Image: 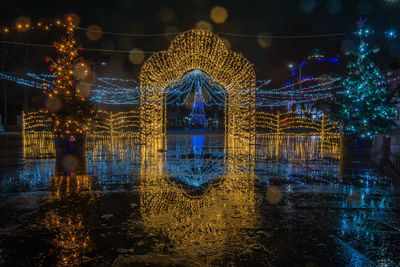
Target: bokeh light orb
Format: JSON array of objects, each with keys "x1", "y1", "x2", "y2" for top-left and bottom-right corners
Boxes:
[
  {"x1": 158, "y1": 7, "x2": 174, "y2": 23},
  {"x1": 326, "y1": 0, "x2": 342, "y2": 14},
  {"x1": 86, "y1": 24, "x2": 103, "y2": 41},
  {"x1": 358, "y1": 0, "x2": 373, "y2": 15},
  {"x1": 73, "y1": 62, "x2": 90, "y2": 80},
  {"x1": 129, "y1": 49, "x2": 145, "y2": 65},
  {"x1": 76, "y1": 82, "x2": 92, "y2": 98},
  {"x1": 257, "y1": 32, "x2": 273, "y2": 49},
  {"x1": 299, "y1": 0, "x2": 316, "y2": 13},
  {"x1": 46, "y1": 96, "x2": 62, "y2": 112},
  {"x1": 390, "y1": 42, "x2": 400, "y2": 58},
  {"x1": 266, "y1": 186, "x2": 282, "y2": 204},
  {"x1": 15, "y1": 16, "x2": 31, "y2": 31},
  {"x1": 210, "y1": 6, "x2": 228, "y2": 24},
  {"x1": 195, "y1": 20, "x2": 213, "y2": 32},
  {"x1": 164, "y1": 25, "x2": 179, "y2": 41}
]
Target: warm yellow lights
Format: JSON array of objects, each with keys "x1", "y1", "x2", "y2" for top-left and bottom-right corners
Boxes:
[
  {"x1": 139, "y1": 29, "x2": 256, "y2": 143},
  {"x1": 23, "y1": 110, "x2": 140, "y2": 137},
  {"x1": 256, "y1": 111, "x2": 340, "y2": 138}
]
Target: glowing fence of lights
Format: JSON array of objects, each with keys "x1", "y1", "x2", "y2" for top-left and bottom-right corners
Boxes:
[
  {"x1": 256, "y1": 111, "x2": 340, "y2": 138},
  {"x1": 22, "y1": 110, "x2": 140, "y2": 137}
]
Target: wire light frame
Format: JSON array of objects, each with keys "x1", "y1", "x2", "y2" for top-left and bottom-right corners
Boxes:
[{"x1": 139, "y1": 29, "x2": 256, "y2": 143}]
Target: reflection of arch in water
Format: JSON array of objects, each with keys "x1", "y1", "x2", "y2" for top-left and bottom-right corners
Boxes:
[
  {"x1": 140, "y1": 29, "x2": 256, "y2": 142},
  {"x1": 138, "y1": 136, "x2": 258, "y2": 262}
]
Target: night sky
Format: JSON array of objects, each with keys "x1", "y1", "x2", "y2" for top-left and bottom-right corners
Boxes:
[{"x1": 0, "y1": 0, "x2": 399, "y2": 81}]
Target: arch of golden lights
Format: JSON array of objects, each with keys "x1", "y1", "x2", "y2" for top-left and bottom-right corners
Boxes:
[{"x1": 139, "y1": 29, "x2": 256, "y2": 143}]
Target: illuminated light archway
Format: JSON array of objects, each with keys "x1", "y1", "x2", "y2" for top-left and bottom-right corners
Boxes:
[{"x1": 139, "y1": 29, "x2": 256, "y2": 142}]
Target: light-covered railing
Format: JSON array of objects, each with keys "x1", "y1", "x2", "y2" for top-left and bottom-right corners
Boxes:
[
  {"x1": 256, "y1": 111, "x2": 340, "y2": 138},
  {"x1": 22, "y1": 110, "x2": 140, "y2": 137}
]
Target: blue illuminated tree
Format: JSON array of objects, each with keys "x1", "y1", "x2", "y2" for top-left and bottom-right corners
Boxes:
[
  {"x1": 334, "y1": 20, "x2": 395, "y2": 138},
  {"x1": 189, "y1": 82, "x2": 207, "y2": 129}
]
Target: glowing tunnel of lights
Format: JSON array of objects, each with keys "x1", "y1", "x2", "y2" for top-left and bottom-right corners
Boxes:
[{"x1": 139, "y1": 29, "x2": 256, "y2": 142}]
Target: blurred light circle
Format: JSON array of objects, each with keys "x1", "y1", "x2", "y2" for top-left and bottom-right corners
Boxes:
[
  {"x1": 164, "y1": 25, "x2": 179, "y2": 41},
  {"x1": 76, "y1": 82, "x2": 92, "y2": 98},
  {"x1": 15, "y1": 16, "x2": 31, "y2": 30},
  {"x1": 257, "y1": 32, "x2": 273, "y2": 49},
  {"x1": 325, "y1": 0, "x2": 342, "y2": 14},
  {"x1": 129, "y1": 49, "x2": 145, "y2": 65},
  {"x1": 46, "y1": 96, "x2": 62, "y2": 112},
  {"x1": 195, "y1": 20, "x2": 213, "y2": 32},
  {"x1": 299, "y1": 0, "x2": 316, "y2": 13},
  {"x1": 210, "y1": 6, "x2": 228, "y2": 24},
  {"x1": 86, "y1": 24, "x2": 103, "y2": 41},
  {"x1": 390, "y1": 42, "x2": 400, "y2": 58},
  {"x1": 266, "y1": 186, "x2": 282, "y2": 204},
  {"x1": 66, "y1": 13, "x2": 81, "y2": 26},
  {"x1": 61, "y1": 155, "x2": 79, "y2": 172},
  {"x1": 194, "y1": 0, "x2": 208, "y2": 7},
  {"x1": 358, "y1": 0, "x2": 373, "y2": 15},
  {"x1": 341, "y1": 39, "x2": 356, "y2": 53},
  {"x1": 158, "y1": 7, "x2": 174, "y2": 23},
  {"x1": 73, "y1": 63, "x2": 90, "y2": 80}
]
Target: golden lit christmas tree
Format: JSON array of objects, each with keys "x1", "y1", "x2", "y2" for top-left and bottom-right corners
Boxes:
[{"x1": 42, "y1": 15, "x2": 95, "y2": 138}]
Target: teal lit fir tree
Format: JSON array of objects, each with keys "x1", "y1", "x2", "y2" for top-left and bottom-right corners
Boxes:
[
  {"x1": 189, "y1": 81, "x2": 207, "y2": 129},
  {"x1": 334, "y1": 19, "x2": 395, "y2": 138}
]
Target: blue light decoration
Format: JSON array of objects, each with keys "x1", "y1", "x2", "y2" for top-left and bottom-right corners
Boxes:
[
  {"x1": 333, "y1": 20, "x2": 396, "y2": 138},
  {"x1": 188, "y1": 80, "x2": 208, "y2": 129},
  {"x1": 2, "y1": 70, "x2": 400, "y2": 109}
]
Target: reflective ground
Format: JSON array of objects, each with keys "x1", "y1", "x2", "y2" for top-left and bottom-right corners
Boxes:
[{"x1": 0, "y1": 134, "x2": 399, "y2": 266}]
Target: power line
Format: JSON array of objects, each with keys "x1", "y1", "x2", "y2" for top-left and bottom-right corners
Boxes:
[{"x1": 76, "y1": 26, "x2": 348, "y2": 39}]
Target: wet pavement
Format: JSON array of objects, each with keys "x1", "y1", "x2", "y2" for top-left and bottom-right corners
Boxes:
[{"x1": 0, "y1": 134, "x2": 399, "y2": 266}]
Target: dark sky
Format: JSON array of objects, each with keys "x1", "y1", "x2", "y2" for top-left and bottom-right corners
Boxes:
[{"x1": 0, "y1": 0, "x2": 400, "y2": 80}]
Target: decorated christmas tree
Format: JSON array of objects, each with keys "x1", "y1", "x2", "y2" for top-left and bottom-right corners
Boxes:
[
  {"x1": 334, "y1": 19, "x2": 395, "y2": 138},
  {"x1": 42, "y1": 15, "x2": 96, "y2": 137},
  {"x1": 189, "y1": 81, "x2": 207, "y2": 129}
]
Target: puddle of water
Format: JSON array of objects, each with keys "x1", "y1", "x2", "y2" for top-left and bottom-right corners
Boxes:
[{"x1": 0, "y1": 134, "x2": 399, "y2": 266}]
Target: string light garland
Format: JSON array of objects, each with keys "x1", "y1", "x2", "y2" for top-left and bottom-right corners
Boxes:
[
  {"x1": 333, "y1": 20, "x2": 396, "y2": 138},
  {"x1": 139, "y1": 29, "x2": 256, "y2": 142},
  {"x1": 41, "y1": 15, "x2": 97, "y2": 136}
]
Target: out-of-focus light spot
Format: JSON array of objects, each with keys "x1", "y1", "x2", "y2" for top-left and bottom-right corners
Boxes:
[
  {"x1": 86, "y1": 24, "x2": 103, "y2": 41},
  {"x1": 347, "y1": 190, "x2": 361, "y2": 206},
  {"x1": 266, "y1": 186, "x2": 282, "y2": 204},
  {"x1": 129, "y1": 49, "x2": 145, "y2": 65},
  {"x1": 326, "y1": 0, "x2": 342, "y2": 14},
  {"x1": 164, "y1": 25, "x2": 179, "y2": 41},
  {"x1": 66, "y1": 13, "x2": 81, "y2": 26},
  {"x1": 221, "y1": 37, "x2": 231, "y2": 50},
  {"x1": 194, "y1": 0, "x2": 208, "y2": 7},
  {"x1": 390, "y1": 42, "x2": 400, "y2": 58},
  {"x1": 341, "y1": 39, "x2": 356, "y2": 53},
  {"x1": 158, "y1": 7, "x2": 174, "y2": 23},
  {"x1": 61, "y1": 155, "x2": 79, "y2": 172},
  {"x1": 46, "y1": 96, "x2": 62, "y2": 112},
  {"x1": 257, "y1": 32, "x2": 273, "y2": 49},
  {"x1": 299, "y1": 0, "x2": 316, "y2": 13},
  {"x1": 210, "y1": 6, "x2": 228, "y2": 24},
  {"x1": 15, "y1": 16, "x2": 31, "y2": 31},
  {"x1": 358, "y1": 0, "x2": 373, "y2": 15},
  {"x1": 195, "y1": 20, "x2": 213, "y2": 32},
  {"x1": 73, "y1": 63, "x2": 90, "y2": 80},
  {"x1": 76, "y1": 82, "x2": 92, "y2": 98}
]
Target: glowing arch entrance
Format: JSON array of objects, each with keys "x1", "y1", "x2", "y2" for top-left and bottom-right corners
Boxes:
[{"x1": 139, "y1": 29, "x2": 256, "y2": 142}]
